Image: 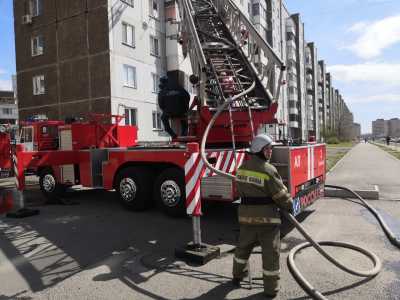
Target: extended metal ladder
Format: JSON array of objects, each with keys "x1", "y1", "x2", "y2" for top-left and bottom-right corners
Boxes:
[{"x1": 178, "y1": 0, "x2": 285, "y2": 152}]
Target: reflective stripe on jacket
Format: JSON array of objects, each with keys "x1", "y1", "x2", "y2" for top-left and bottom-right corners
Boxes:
[{"x1": 236, "y1": 154, "x2": 293, "y2": 224}]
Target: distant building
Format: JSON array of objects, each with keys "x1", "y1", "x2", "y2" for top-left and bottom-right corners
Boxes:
[
  {"x1": 388, "y1": 118, "x2": 400, "y2": 137},
  {"x1": 0, "y1": 90, "x2": 18, "y2": 124},
  {"x1": 352, "y1": 123, "x2": 361, "y2": 139},
  {"x1": 372, "y1": 119, "x2": 389, "y2": 138}
]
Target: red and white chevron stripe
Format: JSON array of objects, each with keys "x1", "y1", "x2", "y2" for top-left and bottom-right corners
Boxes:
[{"x1": 184, "y1": 150, "x2": 246, "y2": 216}]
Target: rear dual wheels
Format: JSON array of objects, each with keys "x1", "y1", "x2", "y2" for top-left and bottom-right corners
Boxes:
[
  {"x1": 115, "y1": 166, "x2": 186, "y2": 217},
  {"x1": 153, "y1": 168, "x2": 186, "y2": 218},
  {"x1": 115, "y1": 167, "x2": 152, "y2": 211}
]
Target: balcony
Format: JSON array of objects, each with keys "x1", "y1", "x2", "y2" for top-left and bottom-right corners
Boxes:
[
  {"x1": 288, "y1": 93, "x2": 297, "y2": 101},
  {"x1": 306, "y1": 81, "x2": 313, "y2": 91},
  {"x1": 286, "y1": 39, "x2": 296, "y2": 50},
  {"x1": 289, "y1": 121, "x2": 299, "y2": 128},
  {"x1": 288, "y1": 66, "x2": 297, "y2": 76},
  {"x1": 286, "y1": 23, "x2": 296, "y2": 36},
  {"x1": 287, "y1": 48, "x2": 297, "y2": 62},
  {"x1": 288, "y1": 78, "x2": 297, "y2": 88},
  {"x1": 289, "y1": 107, "x2": 299, "y2": 115}
]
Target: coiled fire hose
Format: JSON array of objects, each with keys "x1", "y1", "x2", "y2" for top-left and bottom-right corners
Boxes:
[{"x1": 199, "y1": 86, "x2": 399, "y2": 299}]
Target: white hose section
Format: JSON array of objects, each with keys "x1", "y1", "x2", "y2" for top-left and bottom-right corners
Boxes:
[{"x1": 200, "y1": 81, "x2": 256, "y2": 180}]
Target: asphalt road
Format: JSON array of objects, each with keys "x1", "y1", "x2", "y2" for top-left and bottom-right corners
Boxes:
[{"x1": 0, "y1": 143, "x2": 399, "y2": 299}]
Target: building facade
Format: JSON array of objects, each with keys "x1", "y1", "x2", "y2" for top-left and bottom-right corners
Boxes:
[{"x1": 0, "y1": 91, "x2": 18, "y2": 124}]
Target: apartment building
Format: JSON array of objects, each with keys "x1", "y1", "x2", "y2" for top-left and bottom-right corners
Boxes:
[
  {"x1": 388, "y1": 118, "x2": 400, "y2": 137},
  {"x1": 318, "y1": 60, "x2": 327, "y2": 136},
  {"x1": 305, "y1": 42, "x2": 319, "y2": 140},
  {"x1": 0, "y1": 91, "x2": 18, "y2": 124},
  {"x1": 14, "y1": 0, "x2": 189, "y2": 141},
  {"x1": 372, "y1": 118, "x2": 400, "y2": 138}
]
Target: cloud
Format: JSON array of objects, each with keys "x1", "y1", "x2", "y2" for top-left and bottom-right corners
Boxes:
[
  {"x1": 346, "y1": 15, "x2": 400, "y2": 59},
  {"x1": 0, "y1": 69, "x2": 6, "y2": 76},
  {"x1": 347, "y1": 21, "x2": 368, "y2": 33},
  {"x1": 0, "y1": 79, "x2": 12, "y2": 90},
  {"x1": 346, "y1": 94, "x2": 400, "y2": 104},
  {"x1": 328, "y1": 62, "x2": 400, "y2": 84}
]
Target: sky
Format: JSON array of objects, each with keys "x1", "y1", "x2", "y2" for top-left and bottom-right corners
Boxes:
[
  {"x1": 0, "y1": 1, "x2": 399, "y2": 133},
  {"x1": 285, "y1": 0, "x2": 400, "y2": 133}
]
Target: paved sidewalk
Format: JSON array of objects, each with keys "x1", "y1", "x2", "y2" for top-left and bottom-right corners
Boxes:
[{"x1": 327, "y1": 142, "x2": 400, "y2": 200}]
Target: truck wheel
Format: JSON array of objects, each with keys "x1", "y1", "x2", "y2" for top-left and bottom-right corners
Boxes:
[
  {"x1": 115, "y1": 167, "x2": 151, "y2": 211},
  {"x1": 39, "y1": 169, "x2": 66, "y2": 203},
  {"x1": 154, "y1": 168, "x2": 186, "y2": 217}
]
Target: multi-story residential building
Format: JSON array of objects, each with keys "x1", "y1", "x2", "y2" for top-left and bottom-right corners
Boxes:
[
  {"x1": 317, "y1": 60, "x2": 326, "y2": 137},
  {"x1": 305, "y1": 42, "x2": 319, "y2": 140},
  {"x1": 288, "y1": 13, "x2": 307, "y2": 143},
  {"x1": 0, "y1": 90, "x2": 18, "y2": 124},
  {"x1": 14, "y1": 0, "x2": 189, "y2": 141},
  {"x1": 353, "y1": 123, "x2": 361, "y2": 139},
  {"x1": 339, "y1": 103, "x2": 354, "y2": 141},
  {"x1": 325, "y1": 72, "x2": 332, "y2": 132},
  {"x1": 372, "y1": 119, "x2": 388, "y2": 138},
  {"x1": 372, "y1": 118, "x2": 400, "y2": 138},
  {"x1": 388, "y1": 118, "x2": 400, "y2": 137}
]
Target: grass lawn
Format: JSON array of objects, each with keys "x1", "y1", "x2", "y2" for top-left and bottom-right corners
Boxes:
[
  {"x1": 325, "y1": 141, "x2": 354, "y2": 148},
  {"x1": 326, "y1": 143, "x2": 354, "y2": 171},
  {"x1": 373, "y1": 143, "x2": 400, "y2": 160}
]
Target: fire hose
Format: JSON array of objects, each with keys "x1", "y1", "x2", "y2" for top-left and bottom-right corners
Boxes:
[{"x1": 199, "y1": 86, "x2": 400, "y2": 299}]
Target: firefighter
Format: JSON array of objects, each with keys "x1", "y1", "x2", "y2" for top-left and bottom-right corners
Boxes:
[
  {"x1": 158, "y1": 75, "x2": 190, "y2": 138},
  {"x1": 232, "y1": 134, "x2": 293, "y2": 298}
]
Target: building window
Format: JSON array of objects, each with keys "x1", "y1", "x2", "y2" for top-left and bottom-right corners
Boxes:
[
  {"x1": 124, "y1": 108, "x2": 137, "y2": 126},
  {"x1": 123, "y1": 65, "x2": 137, "y2": 88},
  {"x1": 30, "y1": 0, "x2": 43, "y2": 17},
  {"x1": 31, "y1": 35, "x2": 44, "y2": 56},
  {"x1": 122, "y1": 23, "x2": 135, "y2": 47},
  {"x1": 149, "y1": 0, "x2": 159, "y2": 19},
  {"x1": 32, "y1": 75, "x2": 45, "y2": 95},
  {"x1": 151, "y1": 73, "x2": 160, "y2": 93},
  {"x1": 2, "y1": 108, "x2": 12, "y2": 115},
  {"x1": 150, "y1": 36, "x2": 159, "y2": 56},
  {"x1": 152, "y1": 111, "x2": 163, "y2": 130},
  {"x1": 121, "y1": 0, "x2": 134, "y2": 7},
  {"x1": 252, "y1": 4, "x2": 260, "y2": 16}
]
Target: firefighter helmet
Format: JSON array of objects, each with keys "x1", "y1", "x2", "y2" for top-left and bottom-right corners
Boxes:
[{"x1": 250, "y1": 134, "x2": 273, "y2": 154}]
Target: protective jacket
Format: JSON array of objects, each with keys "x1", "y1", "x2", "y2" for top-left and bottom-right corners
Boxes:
[
  {"x1": 236, "y1": 154, "x2": 292, "y2": 224},
  {"x1": 158, "y1": 84, "x2": 190, "y2": 117}
]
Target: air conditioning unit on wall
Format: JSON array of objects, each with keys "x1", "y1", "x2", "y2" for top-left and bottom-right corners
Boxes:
[{"x1": 22, "y1": 14, "x2": 32, "y2": 24}]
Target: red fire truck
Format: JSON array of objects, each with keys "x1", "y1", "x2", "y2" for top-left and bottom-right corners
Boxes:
[{"x1": 0, "y1": 0, "x2": 325, "y2": 222}]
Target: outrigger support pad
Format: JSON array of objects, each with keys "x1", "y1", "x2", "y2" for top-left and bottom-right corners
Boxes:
[
  {"x1": 175, "y1": 242, "x2": 220, "y2": 265},
  {"x1": 7, "y1": 208, "x2": 40, "y2": 218},
  {"x1": 175, "y1": 216, "x2": 220, "y2": 265},
  {"x1": 6, "y1": 190, "x2": 40, "y2": 219}
]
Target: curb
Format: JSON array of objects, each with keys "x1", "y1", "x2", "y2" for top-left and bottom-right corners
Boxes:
[{"x1": 325, "y1": 185, "x2": 379, "y2": 200}]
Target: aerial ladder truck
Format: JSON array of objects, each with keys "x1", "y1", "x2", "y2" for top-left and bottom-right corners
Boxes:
[{"x1": 0, "y1": 0, "x2": 325, "y2": 261}]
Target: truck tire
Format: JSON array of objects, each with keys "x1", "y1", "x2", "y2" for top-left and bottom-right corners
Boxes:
[
  {"x1": 39, "y1": 168, "x2": 66, "y2": 203},
  {"x1": 153, "y1": 168, "x2": 186, "y2": 218},
  {"x1": 115, "y1": 166, "x2": 151, "y2": 211}
]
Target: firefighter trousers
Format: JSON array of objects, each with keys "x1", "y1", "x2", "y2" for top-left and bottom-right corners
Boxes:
[{"x1": 233, "y1": 224, "x2": 281, "y2": 295}]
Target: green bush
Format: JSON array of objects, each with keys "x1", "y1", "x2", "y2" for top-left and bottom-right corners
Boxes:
[{"x1": 327, "y1": 137, "x2": 340, "y2": 144}]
